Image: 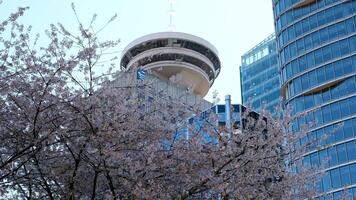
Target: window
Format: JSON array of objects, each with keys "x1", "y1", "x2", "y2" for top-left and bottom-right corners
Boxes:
[
  {"x1": 288, "y1": 26, "x2": 296, "y2": 40},
  {"x1": 315, "y1": 181, "x2": 323, "y2": 193},
  {"x1": 290, "y1": 42, "x2": 297, "y2": 58},
  {"x1": 282, "y1": 30, "x2": 288, "y2": 44},
  {"x1": 322, "y1": 105, "x2": 332, "y2": 123},
  {"x1": 314, "y1": 108, "x2": 323, "y2": 125},
  {"x1": 294, "y1": 77, "x2": 302, "y2": 94},
  {"x1": 281, "y1": 13, "x2": 287, "y2": 27},
  {"x1": 340, "y1": 166, "x2": 351, "y2": 186},
  {"x1": 350, "y1": 35, "x2": 356, "y2": 52},
  {"x1": 344, "y1": 1, "x2": 354, "y2": 15},
  {"x1": 331, "y1": 103, "x2": 341, "y2": 121},
  {"x1": 301, "y1": 74, "x2": 310, "y2": 90},
  {"x1": 328, "y1": 23, "x2": 338, "y2": 40},
  {"x1": 330, "y1": 84, "x2": 339, "y2": 100},
  {"x1": 319, "y1": 149, "x2": 328, "y2": 166},
  {"x1": 353, "y1": 188, "x2": 356, "y2": 199},
  {"x1": 342, "y1": 57, "x2": 352, "y2": 74},
  {"x1": 333, "y1": 124, "x2": 343, "y2": 144},
  {"x1": 308, "y1": 70, "x2": 317, "y2": 87},
  {"x1": 304, "y1": 94, "x2": 314, "y2": 109},
  {"x1": 345, "y1": 18, "x2": 355, "y2": 34},
  {"x1": 349, "y1": 96, "x2": 356, "y2": 115},
  {"x1": 339, "y1": 99, "x2": 350, "y2": 117},
  {"x1": 280, "y1": 49, "x2": 288, "y2": 63},
  {"x1": 351, "y1": 164, "x2": 356, "y2": 184},
  {"x1": 309, "y1": 14, "x2": 318, "y2": 30},
  {"x1": 298, "y1": 115, "x2": 306, "y2": 128},
  {"x1": 296, "y1": 39, "x2": 304, "y2": 54},
  {"x1": 322, "y1": 172, "x2": 332, "y2": 191},
  {"x1": 279, "y1": 33, "x2": 283, "y2": 48},
  {"x1": 343, "y1": 120, "x2": 353, "y2": 139},
  {"x1": 319, "y1": 28, "x2": 329, "y2": 43},
  {"x1": 302, "y1": 35, "x2": 312, "y2": 54},
  {"x1": 325, "y1": 126, "x2": 334, "y2": 145},
  {"x1": 339, "y1": 39, "x2": 350, "y2": 55},
  {"x1": 299, "y1": 56, "x2": 307, "y2": 72},
  {"x1": 302, "y1": 20, "x2": 310, "y2": 33},
  {"x1": 295, "y1": 22, "x2": 303, "y2": 36},
  {"x1": 328, "y1": 147, "x2": 338, "y2": 166},
  {"x1": 317, "y1": 0, "x2": 325, "y2": 9},
  {"x1": 313, "y1": 32, "x2": 323, "y2": 50},
  {"x1": 316, "y1": 67, "x2": 326, "y2": 83},
  {"x1": 291, "y1": 60, "x2": 298, "y2": 74},
  {"x1": 322, "y1": 45, "x2": 332, "y2": 61},
  {"x1": 314, "y1": 48, "x2": 323, "y2": 65},
  {"x1": 347, "y1": 141, "x2": 356, "y2": 161},
  {"x1": 217, "y1": 105, "x2": 225, "y2": 113},
  {"x1": 324, "y1": 7, "x2": 334, "y2": 23},
  {"x1": 310, "y1": 1, "x2": 317, "y2": 12},
  {"x1": 333, "y1": 191, "x2": 342, "y2": 200},
  {"x1": 324, "y1": 64, "x2": 334, "y2": 81},
  {"x1": 336, "y1": 144, "x2": 347, "y2": 163},
  {"x1": 303, "y1": 155, "x2": 311, "y2": 166},
  {"x1": 296, "y1": 96, "x2": 304, "y2": 111},
  {"x1": 333, "y1": 60, "x2": 343, "y2": 77},
  {"x1": 310, "y1": 152, "x2": 319, "y2": 166},
  {"x1": 330, "y1": 42, "x2": 340, "y2": 58},
  {"x1": 322, "y1": 88, "x2": 331, "y2": 102},
  {"x1": 337, "y1": 21, "x2": 347, "y2": 38},
  {"x1": 344, "y1": 77, "x2": 355, "y2": 95},
  {"x1": 317, "y1": 10, "x2": 326, "y2": 26},
  {"x1": 289, "y1": 82, "x2": 295, "y2": 97},
  {"x1": 270, "y1": 55, "x2": 277, "y2": 65},
  {"x1": 333, "y1": 4, "x2": 344, "y2": 19},
  {"x1": 330, "y1": 168, "x2": 341, "y2": 188},
  {"x1": 353, "y1": 118, "x2": 356, "y2": 136}
]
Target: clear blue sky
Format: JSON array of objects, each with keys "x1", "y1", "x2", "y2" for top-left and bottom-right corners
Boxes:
[{"x1": 0, "y1": 0, "x2": 275, "y2": 104}]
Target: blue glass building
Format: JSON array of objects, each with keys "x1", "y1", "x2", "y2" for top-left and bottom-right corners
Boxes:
[
  {"x1": 272, "y1": 0, "x2": 356, "y2": 198},
  {"x1": 240, "y1": 34, "x2": 280, "y2": 114},
  {"x1": 187, "y1": 95, "x2": 260, "y2": 144},
  {"x1": 188, "y1": 95, "x2": 242, "y2": 141}
]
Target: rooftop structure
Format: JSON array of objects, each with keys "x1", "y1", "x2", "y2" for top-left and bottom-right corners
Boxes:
[
  {"x1": 120, "y1": 32, "x2": 221, "y2": 97},
  {"x1": 241, "y1": 34, "x2": 276, "y2": 66}
]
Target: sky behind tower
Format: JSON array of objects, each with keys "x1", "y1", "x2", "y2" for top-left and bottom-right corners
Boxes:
[{"x1": 0, "y1": 0, "x2": 275, "y2": 104}]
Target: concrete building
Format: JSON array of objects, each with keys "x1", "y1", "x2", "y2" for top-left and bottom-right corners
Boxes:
[
  {"x1": 240, "y1": 34, "x2": 280, "y2": 114},
  {"x1": 117, "y1": 31, "x2": 223, "y2": 140},
  {"x1": 272, "y1": 0, "x2": 356, "y2": 198},
  {"x1": 117, "y1": 31, "x2": 223, "y2": 115},
  {"x1": 120, "y1": 32, "x2": 221, "y2": 97}
]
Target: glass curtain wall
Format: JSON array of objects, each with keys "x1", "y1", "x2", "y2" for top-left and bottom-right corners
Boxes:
[
  {"x1": 272, "y1": 0, "x2": 356, "y2": 198},
  {"x1": 240, "y1": 34, "x2": 280, "y2": 114}
]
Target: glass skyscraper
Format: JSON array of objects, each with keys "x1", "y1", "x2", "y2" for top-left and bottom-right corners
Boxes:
[
  {"x1": 188, "y1": 95, "x2": 243, "y2": 141},
  {"x1": 272, "y1": 0, "x2": 356, "y2": 198},
  {"x1": 240, "y1": 34, "x2": 280, "y2": 114}
]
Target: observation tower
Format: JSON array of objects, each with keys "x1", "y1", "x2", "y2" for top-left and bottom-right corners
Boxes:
[{"x1": 120, "y1": 32, "x2": 221, "y2": 97}]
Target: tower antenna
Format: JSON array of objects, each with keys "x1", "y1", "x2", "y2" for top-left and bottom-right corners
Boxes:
[{"x1": 167, "y1": 0, "x2": 176, "y2": 31}]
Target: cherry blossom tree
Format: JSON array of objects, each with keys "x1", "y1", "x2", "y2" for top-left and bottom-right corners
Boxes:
[{"x1": 0, "y1": 3, "x2": 319, "y2": 200}]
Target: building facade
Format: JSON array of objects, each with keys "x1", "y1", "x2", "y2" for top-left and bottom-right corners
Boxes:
[
  {"x1": 240, "y1": 34, "x2": 280, "y2": 114},
  {"x1": 272, "y1": 0, "x2": 356, "y2": 198},
  {"x1": 120, "y1": 31, "x2": 222, "y2": 146},
  {"x1": 112, "y1": 71, "x2": 212, "y2": 111},
  {"x1": 187, "y1": 95, "x2": 260, "y2": 143}
]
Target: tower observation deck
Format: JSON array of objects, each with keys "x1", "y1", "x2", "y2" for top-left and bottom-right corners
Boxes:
[{"x1": 120, "y1": 32, "x2": 221, "y2": 97}]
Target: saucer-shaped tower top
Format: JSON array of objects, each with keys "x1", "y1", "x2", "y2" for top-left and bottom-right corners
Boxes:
[{"x1": 120, "y1": 32, "x2": 221, "y2": 97}]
